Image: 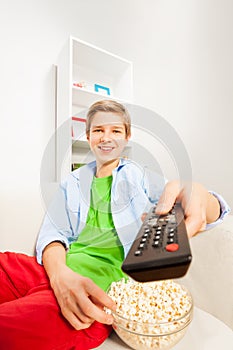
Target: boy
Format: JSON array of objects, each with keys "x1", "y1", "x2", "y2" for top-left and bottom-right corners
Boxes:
[{"x1": 0, "y1": 100, "x2": 229, "y2": 349}]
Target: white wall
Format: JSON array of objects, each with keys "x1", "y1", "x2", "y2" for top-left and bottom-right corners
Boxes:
[{"x1": 0, "y1": 0, "x2": 232, "y2": 254}]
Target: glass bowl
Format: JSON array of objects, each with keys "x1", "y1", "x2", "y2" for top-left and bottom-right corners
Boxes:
[{"x1": 107, "y1": 279, "x2": 193, "y2": 350}]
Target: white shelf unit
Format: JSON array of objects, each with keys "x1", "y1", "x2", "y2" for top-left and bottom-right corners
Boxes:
[{"x1": 56, "y1": 36, "x2": 133, "y2": 180}]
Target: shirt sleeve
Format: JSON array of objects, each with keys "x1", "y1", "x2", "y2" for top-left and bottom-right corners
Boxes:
[
  {"x1": 36, "y1": 183, "x2": 74, "y2": 265},
  {"x1": 205, "y1": 191, "x2": 231, "y2": 230}
]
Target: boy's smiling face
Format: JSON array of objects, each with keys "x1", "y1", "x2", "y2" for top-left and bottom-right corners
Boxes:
[{"x1": 87, "y1": 111, "x2": 130, "y2": 167}]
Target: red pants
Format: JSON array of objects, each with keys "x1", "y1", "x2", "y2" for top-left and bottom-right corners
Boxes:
[{"x1": 0, "y1": 252, "x2": 111, "y2": 350}]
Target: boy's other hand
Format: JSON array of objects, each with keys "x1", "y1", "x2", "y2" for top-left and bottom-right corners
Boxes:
[{"x1": 50, "y1": 264, "x2": 116, "y2": 330}]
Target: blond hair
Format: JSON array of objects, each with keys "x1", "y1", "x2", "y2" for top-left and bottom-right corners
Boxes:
[{"x1": 86, "y1": 100, "x2": 131, "y2": 137}]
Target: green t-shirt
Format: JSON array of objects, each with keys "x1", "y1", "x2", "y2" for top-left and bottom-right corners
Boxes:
[{"x1": 66, "y1": 175, "x2": 127, "y2": 291}]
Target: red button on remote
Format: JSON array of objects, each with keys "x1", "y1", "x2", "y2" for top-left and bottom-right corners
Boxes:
[{"x1": 166, "y1": 243, "x2": 179, "y2": 252}]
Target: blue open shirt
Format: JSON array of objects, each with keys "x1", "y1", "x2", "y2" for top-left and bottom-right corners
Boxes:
[{"x1": 36, "y1": 158, "x2": 230, "y2": 264}]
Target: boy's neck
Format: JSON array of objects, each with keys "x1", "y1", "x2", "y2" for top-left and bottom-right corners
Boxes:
[{"x1": 95, "y1": 158, "x2": 119, "y2": 178}]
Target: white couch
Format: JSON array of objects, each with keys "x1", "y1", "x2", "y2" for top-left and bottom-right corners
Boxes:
[{"x1": 179, "y1": 214, "x2": 233, "y2": 330}]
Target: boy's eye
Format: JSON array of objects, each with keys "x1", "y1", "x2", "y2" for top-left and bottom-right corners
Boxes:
[
  {"x1": 113, "y1": 129, "x2": 123, "y2": 133},
  {"x1": 93, "y1": 129, "x2": 103, "y2": 133}
]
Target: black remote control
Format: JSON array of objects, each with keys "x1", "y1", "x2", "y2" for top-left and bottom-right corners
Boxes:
[{"x1": 122, "y1": 203, "x2": 192, "y2": 282}]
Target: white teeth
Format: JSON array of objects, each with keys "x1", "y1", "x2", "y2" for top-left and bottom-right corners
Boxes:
[{"x1": 100, "y1": 146, "x2": 113, "y2": 151}]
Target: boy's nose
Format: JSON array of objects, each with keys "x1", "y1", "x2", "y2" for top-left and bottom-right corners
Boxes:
[{"x1": 100, "y1": 131, "x2": 111, "y2": 141}]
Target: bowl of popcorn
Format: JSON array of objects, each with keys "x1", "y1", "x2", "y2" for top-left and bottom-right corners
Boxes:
[{"x1": 107, "y1": 278, "x2": 193, "y2": 350}]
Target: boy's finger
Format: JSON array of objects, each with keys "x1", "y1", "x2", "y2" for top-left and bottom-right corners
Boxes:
[
  {"x1": 141, "y1": 212, "x2": 148, "y2": 222},
  {"x1": 156, "y1": 181, "x2": 180, "y2": 214},
  {"x1": 185, "y1": 212, "x2": 207, "y2": 238},
  {"x1": 85, "y1": 280, "x2": 116, "y2": 311},
  {"x1": 79, "y1": 295, "x2": 114, "y2": 325}
]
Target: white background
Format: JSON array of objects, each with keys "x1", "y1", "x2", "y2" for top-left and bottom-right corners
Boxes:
[{"x1": 0, "y1": 0, "x2": 232, "y2": 254}]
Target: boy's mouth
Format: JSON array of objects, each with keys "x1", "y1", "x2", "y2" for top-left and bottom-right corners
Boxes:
[{"x1": 98, "y1": 145, "x2": 115, "y2": 152}]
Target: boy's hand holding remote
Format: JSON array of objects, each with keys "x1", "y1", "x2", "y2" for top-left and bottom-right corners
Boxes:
[{"x1": 155, "y1": 180, "x2": 221, "y2": 237}]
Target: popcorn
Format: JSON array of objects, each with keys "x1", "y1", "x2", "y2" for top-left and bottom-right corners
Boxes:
[{"x1": 107, "y1": 278, "x2": 193, "y2": 350}]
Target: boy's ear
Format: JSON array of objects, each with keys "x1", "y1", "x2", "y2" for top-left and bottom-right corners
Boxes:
[{"x1": 126, "y1": 133, "x2": 131, "y2": 141}]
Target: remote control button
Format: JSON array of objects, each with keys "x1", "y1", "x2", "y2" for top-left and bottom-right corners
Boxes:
[
  {"x1": 148, "y1": 218, "x2": 158, "y2": 226},
  {"x1": 141, "y1": 237, "x2": 147, "y2": 243},
  {"x1": 166, "y1": 243, "x2": 179, "y2": 252},
  {"x1": 152, "y1": 241, "x2": 160, "y2": 247},
  {"x1": 134, "y1": 250, "x2": 142, "y2": 256},
  {"x1": 170, "y1": 217, "x2": 177, "y2": 224},
  {"x1": 139, "y1": 243, "x2": 146, "y2": 249}
]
